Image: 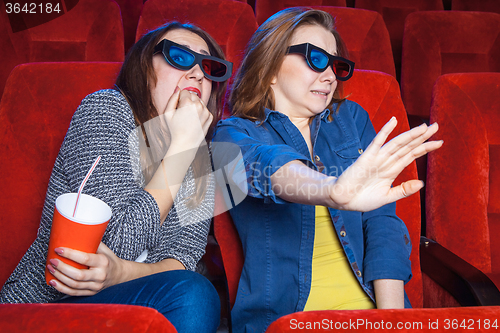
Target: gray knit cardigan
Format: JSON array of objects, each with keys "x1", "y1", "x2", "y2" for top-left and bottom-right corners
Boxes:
[{"x1": 0, "y1": 89, "x2": 214, "y2": 303}]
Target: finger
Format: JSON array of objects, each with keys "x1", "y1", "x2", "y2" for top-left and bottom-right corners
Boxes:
[
  {"x1": 419, "y1": 122, "x2": 439, "y2": 143},
  {"x1": 198, "y1": 96, "x2": 207, "y2": 108},
  {"x1": 202, "y1": 113, "x2": 214, "y2": 134},
  {"x1": 366, "y1": 117, "x2": 398, "y2": 151},
  {"x1": 54, "y1": 247, "x2": 105, "y2": 268},
  {"x1": 177, "y1": 92, "x2": 209, "y2": 122},
  {"x1": 198, "y1": 100, "x2": 212, "y2": 121},
  {"x1": 48, "y1": 256, "x2": 107, "y2": 291},
  {"x1": 381, "y1": 123, "x2": 428, "y2": 156},
  {"x1": 389, "y1": 180, "x2": 425, "y2": 202},
  {"x1": 177, "y1": 89, "x2": 200, "y2": 109},
  {"x1": 47, "y1": 261, "x2": 103, "y2": 291},
  {"x1": 185, "y1": 89, "x2": 202, "y2": 100},
  {"x1": 48, "y1": 258, "x2": 93, "y2": 283},
  {"x1": 384, "y1": 122, "x2": 439, "y2": 157},
  {"x1": 47, "y1": 278, "x2": 98, "y2": 297},
  {"x1": 379, "y1": 124, "x2": 439, "y2": 169},
  {"x1": 406, "y1": 140, "x2": 444, "y2": 162},
  {"x1": 390, "y1": 140, "x2": 444, "y2": 173},
  {"x1": 162, "y1": 86, "x2": 182, "y2": 114}
]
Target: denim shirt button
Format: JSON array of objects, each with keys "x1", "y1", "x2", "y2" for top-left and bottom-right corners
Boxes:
[
  {"x1": 358, "y1": 148, "x2": 363, "y2": 154},
  {"x1": 314, "y1": 155, "x2": 320, "y2": 162},
  {"x1": 340, "y1": 230, "x2": 347, "y2": 237},
  {"x1": 356, "y1": 270, "x2": 362, "y2": 277}
]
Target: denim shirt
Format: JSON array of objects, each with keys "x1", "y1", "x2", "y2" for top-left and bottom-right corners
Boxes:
[{"x1": 212, "y1": 100, "x2": 412, "y2": 333}]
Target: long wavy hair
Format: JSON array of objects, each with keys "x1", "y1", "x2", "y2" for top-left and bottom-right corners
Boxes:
[
  {"x1": 115, "y1": 22, "x2": 228, "y2": 208},
  {"x1": 230, "y1": 7, "x2": 349, "y2": 122}
]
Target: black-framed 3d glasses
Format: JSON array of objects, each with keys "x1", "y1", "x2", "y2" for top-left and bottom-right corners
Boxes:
[
  {"x1": 286, "y1": 43, "x2": 355, "y2": 81},
  {"x1": 154, "y1": 39, "x2": 233, "y2": 82}
]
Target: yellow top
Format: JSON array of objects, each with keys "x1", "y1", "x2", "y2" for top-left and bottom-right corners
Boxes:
[{"x1": 303, "y1": 206, "x2": 375, "y2": 311}]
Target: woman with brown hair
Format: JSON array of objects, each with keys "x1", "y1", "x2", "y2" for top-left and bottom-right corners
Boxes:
[
  {"x1": 212, "y1": 7, "x2": 442, "y2": 332},
  {"x1": 0, "y1": 22, "x2": 232, "y2": 333}
]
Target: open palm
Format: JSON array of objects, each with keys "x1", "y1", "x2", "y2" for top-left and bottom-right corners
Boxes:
[{"x1": 330, "y1": 117, "x2": 442, "y2": 212}]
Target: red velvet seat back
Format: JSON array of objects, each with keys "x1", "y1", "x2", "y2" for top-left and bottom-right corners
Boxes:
[
  {"x1": 111, "y1": 0, "x2": 144, "y2": 53},
  {"x1": 452, "y1": 0, "x2": 500, "y2": 14},
  {"x1": 344, "y1": 70, "x2": 422, "y2": 307},
  {"x1": 310, "y1": 6, "x2": 396, "y2": 77},
  {"x1": 355, "y1": 0, "x2": 443, "y2": 80},
  {"x1": 254, "y1": 0, "x2": 346, "y2": 24},
  {"x1": 426, "y1": 73, "x2": 500, "y2": 277},
  {"x1": 401, "y1": 11, "x2": 500, "y2": 118},
  {"x1": 214, "y1": 69, "x2": 423, "y2": 308},
  {"x1": 0, "y1": 0, "x2": 124, "y2": 100},
  {"x1": 0, "y1": 2, "x2": 24, "y2": 101},
  {"x1": 136, "y1": 0, "x2": 258, "y2": 76},
  {"x1": 0, "y1": 62, "x2": 122, "y2": 286}
]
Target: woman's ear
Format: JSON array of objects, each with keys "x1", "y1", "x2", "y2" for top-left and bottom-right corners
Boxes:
[{"x1": 270, "y1": 75, "x2": 277, "y2": 86}]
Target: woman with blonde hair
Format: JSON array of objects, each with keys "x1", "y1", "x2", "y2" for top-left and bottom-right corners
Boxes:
[{"x1": 213, "y1": 7, "x2": 442, "y2": 332}]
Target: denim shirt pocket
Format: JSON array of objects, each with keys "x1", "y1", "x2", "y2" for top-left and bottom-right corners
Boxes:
[{"x1": 331, "y1": 140, "x2": 362, "y2": 170}]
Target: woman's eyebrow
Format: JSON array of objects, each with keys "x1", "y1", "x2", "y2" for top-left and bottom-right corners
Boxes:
[{"x1": 181, "y1": 43, "x2": 210, "y2": 56}]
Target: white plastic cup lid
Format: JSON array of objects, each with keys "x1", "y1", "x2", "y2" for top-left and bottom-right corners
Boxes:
[{"x1": 56, "y1": 193, "x2": 112, "y2": 225}]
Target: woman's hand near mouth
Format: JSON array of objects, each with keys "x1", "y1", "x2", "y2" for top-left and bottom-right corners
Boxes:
[
  {"x1": 182, "y1": 86, "x2": 202, "y2": 98},
  {"x1": 165, "y1": 87, "x2": 213, "y2": 151}
]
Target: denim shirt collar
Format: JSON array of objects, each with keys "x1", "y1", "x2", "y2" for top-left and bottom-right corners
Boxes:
[
  {"x1": 262, "y1": 107, "x2": 331, "y2": 123},
  {"x1": 262, "y1": 107, "x2": 332, "y2": 160}
]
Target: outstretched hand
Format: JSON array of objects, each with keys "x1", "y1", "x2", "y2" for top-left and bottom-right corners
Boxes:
[
  {"x1": 46, "y1": 242, "x2": 123, "y2": 297},
  {"x1": 329, "y1": 117, "x2": 442, "y2": 212}
]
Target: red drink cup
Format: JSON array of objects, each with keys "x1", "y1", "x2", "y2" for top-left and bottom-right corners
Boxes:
[{"x1": 45, "y1": 193, "x2": 112, "y2": 285}]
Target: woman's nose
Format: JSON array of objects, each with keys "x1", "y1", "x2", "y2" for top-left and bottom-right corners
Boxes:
[
  {"x1": 320, "y1": 65, "x2": 336, "y2": 82},
  {"x1": 186, "y1": 64, "x2": 205, "y2": 81}
]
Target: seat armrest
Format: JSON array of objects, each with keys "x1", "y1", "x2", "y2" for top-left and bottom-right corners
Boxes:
[{"x1": 420, "y1": 236, "x2": 500, "y2": 306}]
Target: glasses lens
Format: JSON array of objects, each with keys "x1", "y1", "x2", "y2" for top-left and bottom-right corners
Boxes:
[
  {"x1": 310, "y1": 49, "x2": 329, "y2": 70},
  {"x1": 332, "y1": 60, "x2": 351, "y2": 78},
  {"x1": 169, "y1": 45, "x2": 195, "y2": 67},
  {"x1": 202, "y1": 59, "x2": 228, "y2": 78}
]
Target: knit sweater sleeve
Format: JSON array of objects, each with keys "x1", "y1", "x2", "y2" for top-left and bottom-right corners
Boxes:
[
  {"x1": 144, "y1": 166, "x2": 214, "y2": 271},
  {"x1": 60, "y1": 90, "x2": 163, "y2": 259}
]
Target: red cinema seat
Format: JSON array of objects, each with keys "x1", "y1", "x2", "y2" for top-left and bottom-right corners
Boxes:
[
  {"x1": 137, "y1": 0, "x2": 258, "y2": 77},
  {"x1": 355, "y1": 0, "x2": 444, "y2": 81},
  {"x1": 452, "y1": 0, "x2": 500, "y2": 14},
  {"x1": 310, "y1": 6, "x2": 396, "y2": 77},
  {"x1": 426, "y1": 72, "x2": 500, "y2": 307},
  {"x1": 112, "y1": 0, "x2": 144, "y2": 53},
  {"x1": 401, "y1": 11, "x2": 500, "y2": 120},
  {"x1": 0, "y1": 62, "x2": 122, "y2": 288},
  {"x1": 0, "y1": 0, "x2": 124, "y2": 101}
]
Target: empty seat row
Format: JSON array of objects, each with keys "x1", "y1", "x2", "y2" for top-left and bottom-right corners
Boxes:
[{"x1": 2, "y1": 0, "x2": 499, "y2": 122}]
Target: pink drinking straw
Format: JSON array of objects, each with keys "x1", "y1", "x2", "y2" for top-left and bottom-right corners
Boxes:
[{"x1": 72, "y1": 155, "x2": 102, "y2": 217}]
